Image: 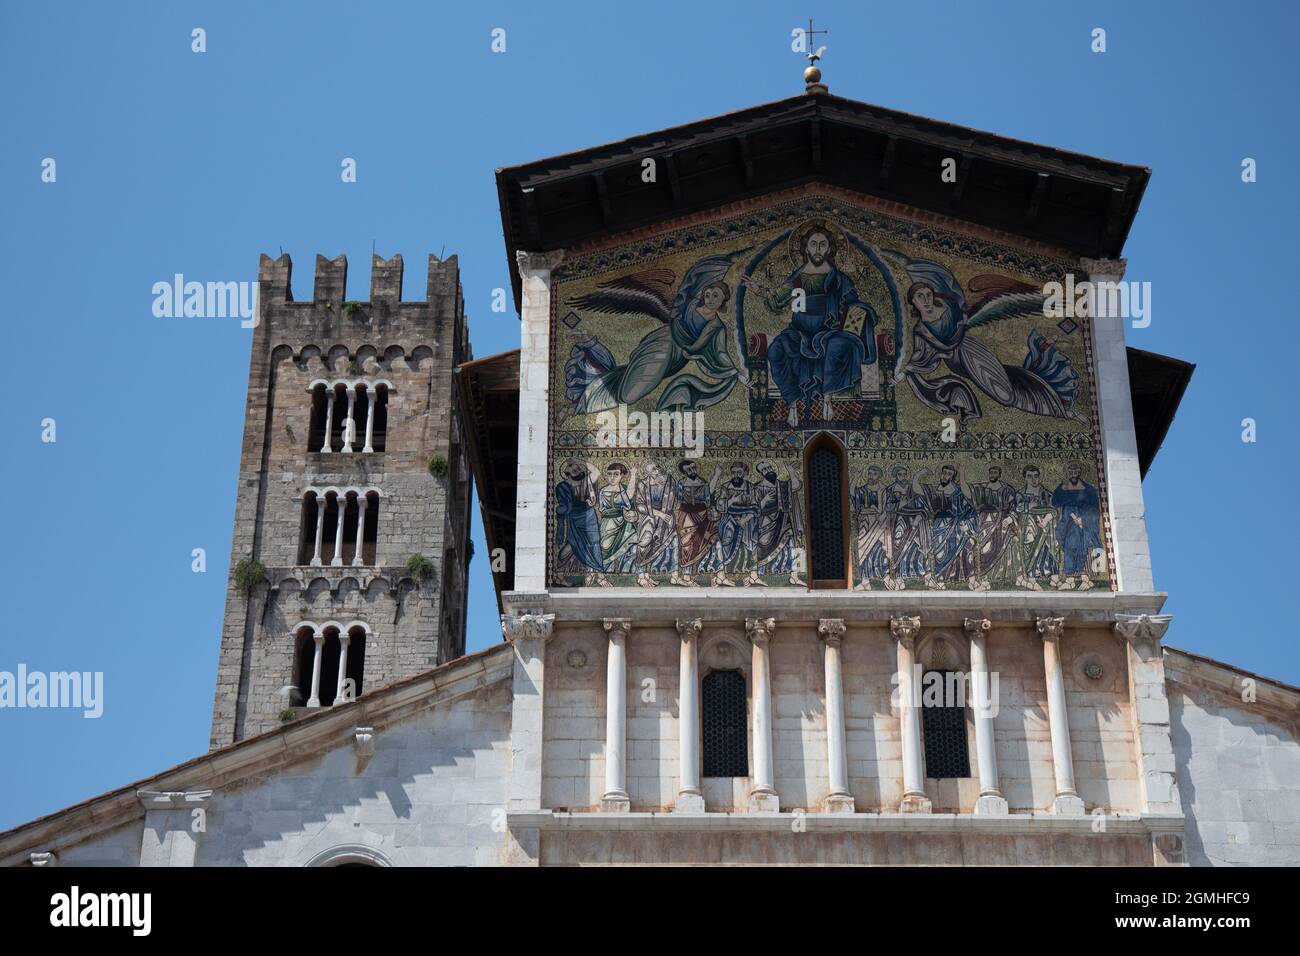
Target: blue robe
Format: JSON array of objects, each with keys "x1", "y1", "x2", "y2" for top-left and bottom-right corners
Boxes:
[
  {"x1": 555, "y1": 480, "x2": 604, "y2": 572},
  {"x1": 767, "y1": 267, "x2": 877, "y2": 403},
  {"x1": 1051, "y1": 482, "x2": 1101, "y2": 574}
]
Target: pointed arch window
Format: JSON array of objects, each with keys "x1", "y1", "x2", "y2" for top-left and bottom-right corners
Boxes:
[{"x1": 804, "y1": 434, "x2": 849, "y2": 588}]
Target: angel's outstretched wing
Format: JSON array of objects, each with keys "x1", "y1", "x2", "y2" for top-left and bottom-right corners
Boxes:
[
  {"x1": 963, "y1": 291, "x2": 1049, "y2": 330},
  {"x1": 878, "y1": 250, "x2": 967, "y2": 313},
  {"x1": 569, "y1": 269, "x2": 675, "y2": 324}
]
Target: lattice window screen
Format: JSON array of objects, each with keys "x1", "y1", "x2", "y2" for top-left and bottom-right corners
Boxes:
[
  {"x1": 922, "y1": 670, "x2": 971, "y2": 779},
  {"x1": 702, "y1": 669, "x2": 748, "y2": 777},
  {"x1": 808, "y1": 443, "x2": 845, "y2": 581}
]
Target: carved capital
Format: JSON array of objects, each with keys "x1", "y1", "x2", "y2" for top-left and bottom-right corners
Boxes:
[
  {"x1": 602, "y1": 617, "x2": 632, "y2": 643},
  {"x1": 515, "y1": 249, "x2": 565, "y2": 275},
  {"x1": 675, "y1": 618, "x2": 703, "y2": 641},
  {"x1": 745, "y1": 617, "x2": 777, "y2": 647},
  {"x1": 1036, "y1": 616, "x2": 1066, "y2": 642},
  {"x1": 353, "y1": 726, "x2": 376, "y2": 756},
  {"x1": 501, "y1": 608, "x2": 555, "y2": 642},
  {"x1": 1114, "y1": 613, "x2": 1172, "y2": 643},
  {"x1": 963, "y1": 617, "x2": 991, "y2": 638},
  {"x1": 1078, "y1": 257, "x2": 1127, "y2": 280},
  {"x1": 818, "y1": 618, "x2": 846, "y2": 646},
  {"x1": 889, "y1": 615, "x2": 922, "y2": 647}
]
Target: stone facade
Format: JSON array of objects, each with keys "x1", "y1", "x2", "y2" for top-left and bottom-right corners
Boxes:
[{"x1": 209, "y1": 252, "x2": 474, "y2": 748}]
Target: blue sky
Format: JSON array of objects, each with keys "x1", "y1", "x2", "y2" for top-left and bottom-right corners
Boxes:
[{"x1": 1, "y1": 0, "x2": 1296, "y2": 829}]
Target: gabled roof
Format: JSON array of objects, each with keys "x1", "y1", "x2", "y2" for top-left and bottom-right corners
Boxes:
[
  {"x1": 496, "y1": 90, "x2": 1150, "y2": 310},
  {"x1": 0, "y1": 643, "x2": 514, "y2": 866},
  {"x1": 456, "y1": 350, "x2": 520, "y2": 610}
]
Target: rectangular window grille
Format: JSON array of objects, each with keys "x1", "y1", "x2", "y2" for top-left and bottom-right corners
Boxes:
[
  {"x1": 808, "y1": 443, "x2": 845, "y2": 582},
  {"x1": 922, "y1": 670, "x2": 970, "y2": 779},
  {"x1": 702, "y1": 669, "x2": 748, "y2": 777}
]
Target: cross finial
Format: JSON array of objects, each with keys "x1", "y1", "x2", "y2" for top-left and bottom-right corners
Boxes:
[{"x1": 803, "y1": 18, "x2": 829, "y2": 94}]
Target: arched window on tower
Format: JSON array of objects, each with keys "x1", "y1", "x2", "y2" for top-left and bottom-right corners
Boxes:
[
  {"x1": 294, "y1": 623, "x2": 368, "y2": 708},
  {"x1": 701, "y1": 669, "x2": 748, "y2": 777},
  {"x1": 921, "y1": 669, "x2": 971, "y2": 779},
  {"x1": 804, "y1": 433, "x2": 849, "y2": 588}
]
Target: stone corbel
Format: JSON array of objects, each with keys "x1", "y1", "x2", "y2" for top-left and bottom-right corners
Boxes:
[
  {"x1": 354, "y1": 726, "x2": 376, "y2": 757},
  {"x1": 29, "y1": 851, "x2": 57, "y2": 867}
]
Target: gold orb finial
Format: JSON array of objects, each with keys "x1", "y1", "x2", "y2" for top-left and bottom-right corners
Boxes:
[{"x1": 802, "y1": 18, "x2": 829, "y2": 94}]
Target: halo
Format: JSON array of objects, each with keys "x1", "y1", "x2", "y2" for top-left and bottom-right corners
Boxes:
[{"x1": 786, "y1": 218, "x2": 844, "y2": 265}]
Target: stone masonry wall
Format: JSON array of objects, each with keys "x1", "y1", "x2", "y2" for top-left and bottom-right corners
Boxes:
[{"x1": 209, "y1": 253, "x2": 474, "y2": 748}]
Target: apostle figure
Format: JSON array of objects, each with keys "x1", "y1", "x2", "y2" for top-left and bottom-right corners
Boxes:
[
  {"x1": 754, "y1": 459, "x2": 806, "y2": 586},
  {"x1": 673, "y1": 458, "x2": 719, "y2": 586},
  {"x1": 885, "y1": 464, "x2": 930, "y2": 586},
  {"x1": 972, "y1": 465, "x2": 1023, "y2": 589},
  {"x1": 1016, "y1": 463, "x2": 1061, "y2": 591},
  {"x1": 630, "y1": 460, "x2": 678, "y2": 587},
  {"x1": 555, "y1": 459, "x2": 609, "y2": 586},
  {"x1": 915, "y1": 464, "x2": 980, "y2": 590},
  {"x1": 708, "y1": 462, "x2": 759, "y2": 587},
  {"x1": 741, "y1": 222, "x2": 878, "y2": 426},
  {"x1": 597, "y1": 462, "x2": 637, "y2": 576},
  {"x1": 1051, "y1": 461, "x2": 1101, "y2": 591},
  {"x1": 851, "y1": 465, "x2": 891, "y2": 590}
]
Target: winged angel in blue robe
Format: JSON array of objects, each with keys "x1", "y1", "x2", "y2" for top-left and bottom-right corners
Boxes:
[
  {"x1": 563, "y1": 249, "x2": 752, "y2": 416},
  {"x1": 873, "y1": 250, "x2": 1084, "y2": 429}
]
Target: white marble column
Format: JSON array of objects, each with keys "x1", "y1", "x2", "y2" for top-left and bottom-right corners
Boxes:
[
  {"x1": 503, "y1": 605, "x2": 555, "y2": 819},
  {"x1": 309, "y1": 494, "x2": 326, "y2": 566},
  {"x1": 514, "y1": 251, "x2": 564, "y2": 591},
  {"x1": 892, "y1": 615, "x2": 931, "y2": 813},
  {"x1": 674, "y1": 618, "x2": 704, "y2": 813},
  {"x1": 601, "y1": 618, "x2": 632, "y2": 812},
  {"x1": 352, "y1": 494, "x2": 368, "y2": 566},
  {"x1": 334, "y1": 631, "x2": 353, "y2": 704},
  {"x1": 320, "y1": 386, "x2": 335, "y2": 453},
  {"x1": 341, "y1": 385, "x2": 357, "y2": 452},
  {"x1": 965, "y1": 617, "x2": 1007, "y2": 815},
  {"x1": 306, "y1": 627, "x2": 326, "y2": 708},
  {"x1": 362, "y1": 387, "x2": 377, "y2": 453},
  {"x1": 1038, "y1": 616, "x2": 1085, "y2": 814},
  {"x1": 746, "y1": 617, "x2": 779, "y2": 812},
  {"x1": 819, "y1": 618, "x2": 854, "y2": 812},
  {"x1": 330, "y1": 494, "x2": 347, "y2": 567}
]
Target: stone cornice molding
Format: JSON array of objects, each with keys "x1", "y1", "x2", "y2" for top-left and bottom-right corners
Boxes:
[
  {"x1": 890, "y1": 615, "x2": 922, "y2": 647},
  {"x1": 1036, "y1": 616, "x2": 1066, "y2": 642},
  {"x1": 818, "y1": 618, "x2": 846, "y2": 646},
  {"x1": 1115, "y1": 614, "x2": 1172, "y2": 643},
  {"x1": 745, "y1": 617, "x2": 777, "y2": 646}
]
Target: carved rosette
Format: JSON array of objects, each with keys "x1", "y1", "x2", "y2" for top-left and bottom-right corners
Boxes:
[
  {"x1": 515, "y1": 249, "x2": 566, "y2": 275},
  {"x1": 675, "y1": 618, "x2": 703, "y2": 642},
  {"x1": 602, "y1": 618, "x2": 632, "y2": 643},
  {"x1": 501, "y1": 608, "x2": 555, "y2": 642},
  {"x1": 745, "y1": 617, "x2": 777, "y2": 647},
  {"x1": 818, "y1": 618, "x2": 846, "y2": 646},
  {"x1": 1036, "y1": 616, "x2": 1066, "y2": 643},
  {"x1": 889, "y1": 615, "x2": 922, "y2": 648}
]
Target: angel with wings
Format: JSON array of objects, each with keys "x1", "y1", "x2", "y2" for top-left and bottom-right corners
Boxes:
[
  {"x1": 562, "y1": 250, "x2": 751, "y2": 417},
  {"x1": 874, "y1": 250, "x2": 1083, "y2": 427}
]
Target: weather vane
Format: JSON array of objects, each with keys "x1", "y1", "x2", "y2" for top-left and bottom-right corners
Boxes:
[{"x1": 803, "y1": 18, "x2": 829, "y2": 93}]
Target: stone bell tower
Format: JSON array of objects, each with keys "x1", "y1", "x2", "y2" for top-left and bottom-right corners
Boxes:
[{"x1": 208, "y1": 252, "x2": 474, "y2": 748}]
